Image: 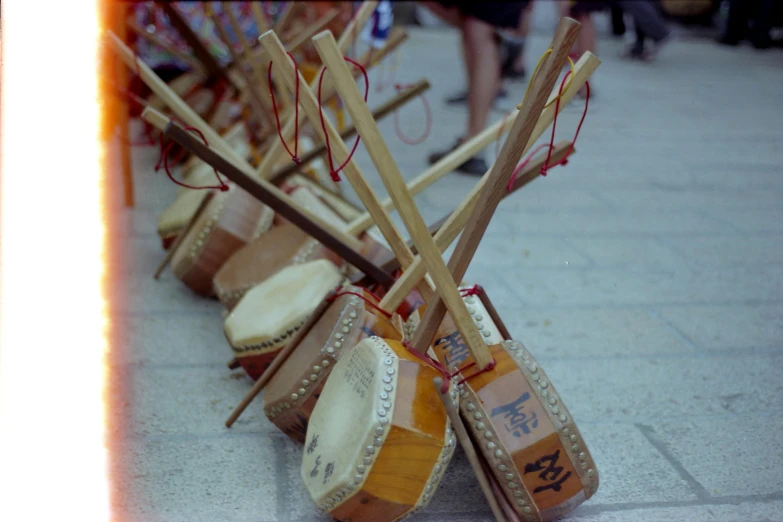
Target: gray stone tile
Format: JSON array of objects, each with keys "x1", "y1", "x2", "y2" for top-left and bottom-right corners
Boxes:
[
  {"x1": 502, "y1": 307, "x2": 692, "y2": 359},
  {"x1": 111, "y1": 312, "x2": 230, "y2": 366},
  {"x1": 653, "y1": 416, "x2": 783, "y2": 498},
  {"x1": 108, "y1": 366, "x2": 272, "y2": 437},
  {"x1": 565, "y1": 501, "x2": 783, "y2": 522},
  {"x1": 664, "y1": 235, "x2": 783, "y2": 268},
  {"x1": 576, "y1": 424, "x2": 697, "y2": 504},
  {"x1": 471, "y1": 235, "x2": 591, "y2": 269},
  {"x1": 656, "y1": 304, "x2": 783, "y2": 351},
  {"x1": 539, "y1": 353, "x2": 783, "y2": 424},
  {"x1": 567, "y1": 237, "x2": 684, "y2": 271},
  {"x1": 112, "y1": 435, "x2": 281, "y2": 522}
]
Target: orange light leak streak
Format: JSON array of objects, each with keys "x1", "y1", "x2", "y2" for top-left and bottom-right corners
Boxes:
[{"x1": 0, "y1": 0, "x2": 111, "y2": 519}]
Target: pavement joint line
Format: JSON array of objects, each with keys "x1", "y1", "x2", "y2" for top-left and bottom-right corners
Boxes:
[
  {"x1": 636, "y1": 423, "x2": 711, "y2": 501},
  {"x1": 646, "y1": 307, "x2": 702, "y2": 352}
]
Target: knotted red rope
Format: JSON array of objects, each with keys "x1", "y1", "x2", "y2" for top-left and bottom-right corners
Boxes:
[
  {"x1": 159, "y1": 126, "x2": 229, "y2": 192},
  {"x1": 459, "y1": 285, "x2": 482, "y2": 297},
  {"x1": 392, "y1": 83, "x2": 432, "y2": 146},
  {"x1": 327, "y1": 286, "x2": 391, "y2": 319},
  {"x1": 268, "y1": 52, "x2": 301, "y2": 164},
  {"x1": 317, "y1": 56, "x2": 369, "y2": 182},
  {"x1": 403, "y1": 339, "x2": 497, "y2": 393},
  {"x1": 506, "y1": 72, "x2": 590, "y2": 191}
]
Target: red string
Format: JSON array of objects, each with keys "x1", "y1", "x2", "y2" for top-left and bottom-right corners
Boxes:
[
  {"x1": 392, "y1": 83, "x2": 432, "y2": 146},
  {"x1": 505, "y1": 73, "x2": 590, "y2": 191},
  {"x1": 327, "y1": 286, "x2": 391, "y2": 319},
  {"x1": 160, "y1": 126, "x2": 229, "y2": 192},
  {"x1": 317, "y1": 56, "x2": 369, "y2": 182},
  {"x1": 403, "y1": 341, "x2": 452, "y2": 393},
  {"x1": 267, "y1": 52, "x2": 301, "y2": 164},
  {"x1": 459, "y1": 285, "x2": 481, "y2": 297},
  {"x1": 451, "y1": 358, "x2": 497, "y2": 387}
]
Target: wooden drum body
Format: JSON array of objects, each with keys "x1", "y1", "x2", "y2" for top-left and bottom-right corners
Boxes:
[
  {"x1": 301, "y1": 337, "x2": 456, "y2": 521},
  {"x1": 170, "y1": 186, "x2": 274, "y2": 296},
  {"x1": 429, "y1": 295, "x2": 599, "y2": 521},
  {"x1": 263, "y1": 286, "x2": 404, "y2": 442},
  {"x1": 223, "y1": 259, "x2": 345, "y2": 380},
  {"x1": 213, "y1": 186, "x2": 347, "y2": 310}
]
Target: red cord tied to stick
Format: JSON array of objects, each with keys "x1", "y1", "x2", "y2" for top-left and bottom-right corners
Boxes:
[
  {"x1": 326, "y1": 285, "x2": 391, "y2": 319},
  {"x1": 317, "y1": 56, "x2": 370, "y2": 182},
  {"x1": 268, "y1": 52, "x2": 302, "y2": 165},
  {"x1": 403, "y1": 340, "x2": 497, "y2": 393},
  {"x1": 459, "y1": 284, "x2": 482, "y2": 297},
  {"x1": 158, "y1": 125, "x2": 229, "y2": 192},
  {"x1": 506, "y1": 71, "x2": 590, "y2": 191},
  {"x1": 392, "y1": 83, "x2": 432, "y2": 146}
]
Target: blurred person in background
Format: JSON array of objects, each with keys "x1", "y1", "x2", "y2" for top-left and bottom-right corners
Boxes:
[
  {"x1": 420, "y1": 1, "x2": 528, "y2": 175},
  {"x1": 615, "y1": 0, "x2": 671, "y2": 61},
  {"x1": 717, "y1": 0, "x2": 773, "y2": 49}
]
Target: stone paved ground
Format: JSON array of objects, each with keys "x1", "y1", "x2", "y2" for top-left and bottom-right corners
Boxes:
[{"x1": 108, "y1": 19, "x2": 783, "y2": 522}]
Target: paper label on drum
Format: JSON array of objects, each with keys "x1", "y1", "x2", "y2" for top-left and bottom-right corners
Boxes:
[
  {"x1": 513, "y1": 432, "x2": 582, "y2": 512},
  {"x1": 478, "y1": 372, "x2": 552, "y2": 450},
  {"x1": 301, "y1": 339, "x2": 397, "y2": 507}
]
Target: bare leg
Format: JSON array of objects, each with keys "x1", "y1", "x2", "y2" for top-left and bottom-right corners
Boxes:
[
  {"x1": 464, "y1": 16, "x2": 500, "y2": 139},
  {"x1": 511, "y1": 2, "x2": 535, "y2": 71}
]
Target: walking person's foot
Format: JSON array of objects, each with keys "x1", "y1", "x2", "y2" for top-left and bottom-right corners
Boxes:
[
  {"x1": 427, "y1": 138, "x2": 489, "y2": 176},
  {"x1": 445, "y1": 89, "x2": 507, "y2": 106}
]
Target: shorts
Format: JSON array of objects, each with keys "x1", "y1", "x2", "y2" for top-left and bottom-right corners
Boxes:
[
  {"x1": 568, "y1": 1, "x2": 610, "y2": 16},
  {"x1": 438, "y1": 1, "x2": 529, "y2": 29}
]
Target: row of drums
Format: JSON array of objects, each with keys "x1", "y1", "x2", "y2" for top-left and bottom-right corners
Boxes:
[{"x1": 156, "y1": 132, "x2": 599, "y2": 521}]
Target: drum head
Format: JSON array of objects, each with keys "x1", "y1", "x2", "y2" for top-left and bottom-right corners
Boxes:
[{"x1": 224, "y1": 259, "x2": 345, "y2": 352}]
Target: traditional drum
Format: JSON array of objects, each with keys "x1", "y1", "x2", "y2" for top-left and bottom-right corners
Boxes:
[
  {"x1": 213, "y1": 185, "x2": 349, "y2": 310},
  {"x1": 301, "y1": 337, "x2": 456, "y2": 521},
  {"x1": 263, "y1": 285, "x2": 404, "y2": 442},
  {"x1": 169, "y1": 185, "x2": 274, "y2": 296},
  {"x1": 223, "y1": 259, "x2": 345, "y2": 380},
  {"x1": 430, "y1": 326, "x2": 599, "y2": 521}
]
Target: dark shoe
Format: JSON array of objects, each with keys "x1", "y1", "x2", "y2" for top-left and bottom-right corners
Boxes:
[
  {"x1": 428, "y1": 139, "x2": 489, "y2": 176},
  {"x1": 717, "y1": 35, "x2": 740, "y2": 46},
  {"x1": 500, "y1": 42, "x2": 526, "y2": 80},
  {"x1": 445, "y1": 89, "x2": 507, "y2": 106}
]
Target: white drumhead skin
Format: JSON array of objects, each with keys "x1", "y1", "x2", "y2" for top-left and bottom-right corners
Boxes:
[
  {"x1": 301, "y1": 337, "x2": 399, "y2": 510},
  {"x1": 224, "y1": 259, "x2": 344, "y2": 348},
  {"x1": 157, "y1": 190, "x2": 209, "y2": 237}
]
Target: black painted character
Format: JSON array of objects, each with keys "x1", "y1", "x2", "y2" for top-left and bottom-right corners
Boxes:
[
  {"x1": 524, "y1": 450, "x2": 572, "y2": 494},
  {"x1": 490, "y1": 392, "x2": 539, "y2": 437}
]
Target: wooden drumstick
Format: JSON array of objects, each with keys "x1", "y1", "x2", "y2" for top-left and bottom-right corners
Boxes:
[
  {"x1": 312, "y1": 30, "x2": 491, "y2": 366},
  {"x1": 284, "y1": 8, "x2": 340, "y2": 54},
  {"x1": 225, "y1": 292, "x2": 336, "y2": 427},
  {"x1": 433, "y1": 377, "x2": 508, "y2": 522},
  {"x1": 145, "y1": 108, "x2": 395, "y2": 288},
  {"x1": 372, "y1": 54, "x2": 600, "y2": 311},
  {"x1": 259, "y1": 30, "x2": 435, "y2": 297},
  {"x1": 205, "y1": 4, "x2": 270, "y2": 139},
  {"x1": 154, "y1": 191, "x2": 214, "y2": 280},
  {"x1": 412, "y1": 18, "x2": 583, "y2": 355}
]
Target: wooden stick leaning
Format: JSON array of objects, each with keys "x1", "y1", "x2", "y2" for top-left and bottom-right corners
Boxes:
[
  {"x1": 379, "y1": 53, "x2": 600, "y2": 311},
  {"x1": 251, "y1": 1, "x2": 378, "y2": 181},
  {"x1": 205, "y1": 4, "x2": 271, "y2": 140},
  {"x1": 433, "y1": 377, "x2": 510, "y2": 522},
  {"x1": 412, "y1": 18, "x2": 583, "y2": 355},
  {"x1": 312, "y1": 30, "x2": 491, "y2": 366},
  {"x1": 259, "y1": 30, "x2": 435, "y2": 298},
  {"x1": 154, "y1": 191, "x2": 214, "y2": 279}
]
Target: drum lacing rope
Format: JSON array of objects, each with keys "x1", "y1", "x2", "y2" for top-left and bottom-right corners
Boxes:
[
  {"x1": 392, "y1": 83, "x2": 432, "y2": 146},
  {"x1": 327, "y1": 286, "x2": 392, "y2": 319},
  {"x1": 459, "y1": 285, "x2": 481, "y2": 297},
  {"x1": 505, "y1": 51, "x2": 590, "y2": 190},
  {"x1": 403, "y1": 341, "x2": 497, "y2": 394},
  {"x1": 317, "y1": 56, "x2": 370, "y2": 182},
  {"x1": 268, "y1": 52, "x2": 302, "y2": 165}
]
